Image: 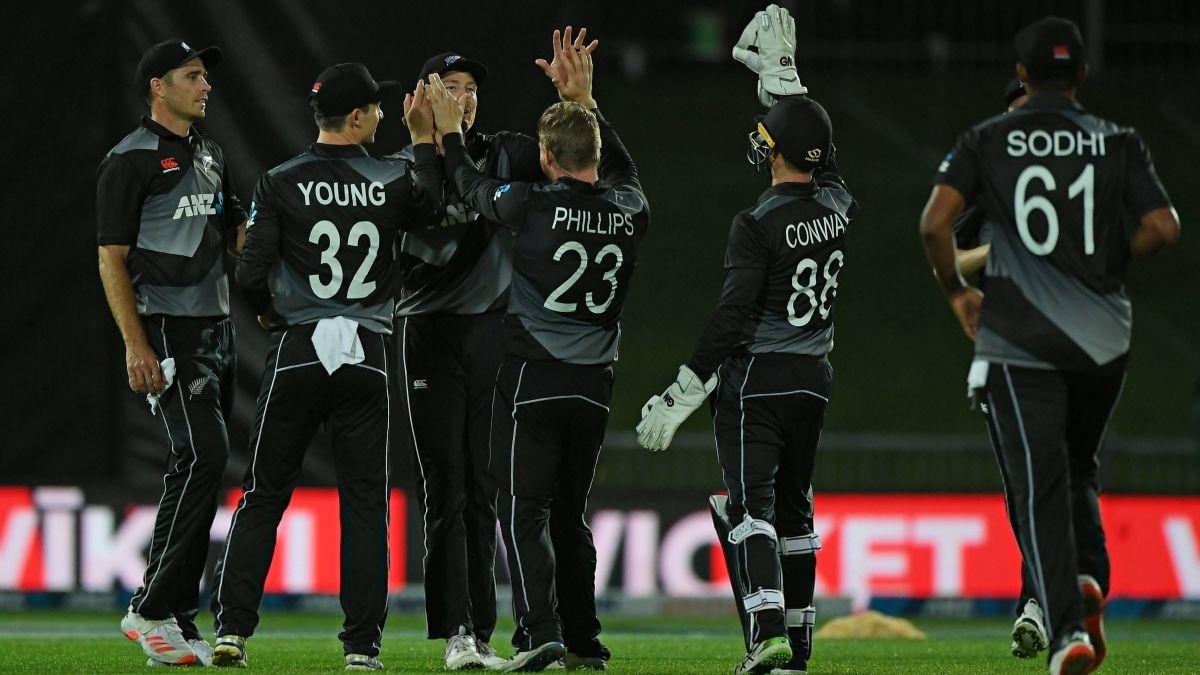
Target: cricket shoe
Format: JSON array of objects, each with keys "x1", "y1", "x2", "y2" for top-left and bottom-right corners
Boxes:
[
  {"x1": 564, "y1": 651, "x2": 608, "y2": 670},
  {"x1": 735, "y1": 636, "x2": 792, "y2": 674},
  {"x1": 1079, "y1": 574, "x2": 1106, "y2": 671},
  {"x1": 120, "y1": 611, "x2": 196, "y2": 666},
  {"x1": 212, "y1": 635, "x2": 248, "y2": 668},
  {"x1": 345, "y1": 653, "x2": 384, "y2": 671},
  {"x1": 445, "y1": 631, "x2": 485, "y2": 670},
  {"x1": 1011, "y1": 598, "x2": 1049, "y2": 658},
  {"x1": 146, "y1": 639, "x2": 213, "y2": 667},
  {"x1": 503, "y1": 642, "x2": 566, "y2": 672},
  {"x1": 476, "y1": 640, "x2": 510, "y2": 670},
  {"x1": 1048, "y1": 632, "x2": 1095, "y2": 675}
]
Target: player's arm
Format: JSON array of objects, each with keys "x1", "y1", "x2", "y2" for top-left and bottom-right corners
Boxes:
[
  {"x1": 220, "y1": 157, "x2": 249, "y2": 254},
  {"x1": 96, "y1": 155, "x2": 165, "y2": 395},
  {"x1": 392, "y1": 83, "x2": 447, "y2": 229},
  {"x1": 489, "y1": 131, "x2": 544, "y2": 181},
  {"x1": 1130, "y1": 208, "x2": 1181, "y2": 256},
  {"x1": 235, "y1": 175, "x2": 281, "y2": 317},
  {"x1": 953, "y1": 207, "x2": 989, "y2": 274},
  {"x1": 1123, "y1": 131, "x2": 1181, "y2": 256},
  {"x1": 920, "y1": 184, "x2": 982, "y2": 340},
  {"x1": 637, "y1": 214, "x2": 769, "y2": 452},
  {"x1": 424, "y1": 75, "x2": 532, "y2": 227}
]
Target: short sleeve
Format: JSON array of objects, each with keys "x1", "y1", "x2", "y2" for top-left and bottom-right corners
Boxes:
[
  {"x1": 933, "y1": 129, "x2": 982, "y2": 203},
  {"x1": 1122, "y1": 130, "x2": 1172, "y2": 219},
  {"x1": 96, "y1": 155, "x2": 145, "y2": 246}
]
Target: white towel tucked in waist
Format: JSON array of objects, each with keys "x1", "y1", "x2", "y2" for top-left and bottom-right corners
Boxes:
[{"x1": 312, "y1": 317, "x2": 364, "y2": 375}]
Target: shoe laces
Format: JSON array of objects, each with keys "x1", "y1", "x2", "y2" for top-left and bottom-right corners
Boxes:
[
  {"x1": 475, "y1": 640, "x2": 495, "y2": 657},
  {"x1": 159, "y1": 620, "x2": 188, "y2": 647},
  {"x1": 446, "y1": 634, "x2": 475, "y2": 656}
]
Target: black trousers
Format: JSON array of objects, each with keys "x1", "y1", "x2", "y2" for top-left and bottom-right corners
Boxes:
[
  {"x1": 713, "y1": 353, "x2": 831, "y2": 648},
  {"x1": 490, "y1": 358, "x2": 612, "y2": 655},
  {"x1": 983, "y1": 358, "x2": 1124, "y2": 653},
  {"x1": 130, "y1": 315, "x2": 235, "y2": 640},
  {"x1": 396, "y1": 311, "x2": 503, "y2": 641},
  {"x1": 211, "y1": 323, "x2": 392, "y2": 657},
  {"x1": 982, "y1": 407, "x2": 1038, "y2": 613}
]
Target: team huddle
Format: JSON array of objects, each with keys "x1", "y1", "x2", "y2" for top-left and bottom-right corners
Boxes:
[{"x1": 96, "y1": 6, "x2": 1178, "y2": 675}]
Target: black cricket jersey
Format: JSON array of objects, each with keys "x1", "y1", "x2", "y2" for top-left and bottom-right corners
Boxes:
[
  {"x1": 936, "y1": 92, "x2": 1173, "y2": 370},
  {"x1": 442, "y1": 110, "x2": 649, "y2": 365},
  {"x1": 97, "y1": 117, "x2": 247, "y2": 317},
  {"x1": 237, "y1": 143, "x2": 445, "y2": 334},
  {"x1": 687, "y1": 150, "x2": 858, "y2": 381},
  {"x1": 391, "y1": 130, "x2": 542, "y2": 316}
]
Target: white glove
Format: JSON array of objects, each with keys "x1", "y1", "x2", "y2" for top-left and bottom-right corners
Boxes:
[
  {"x1": 732, "y1": 4, "x2": 807, "y2": 107},
  {"x1": 636, "y1": 365, "x2": 718, "y2": 452}
]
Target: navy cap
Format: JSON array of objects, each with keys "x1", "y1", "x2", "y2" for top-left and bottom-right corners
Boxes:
[
  {"x1": 418, "y1": 52, "x2": 488, "y2": 86},
  {"x1": 759, "y1": 96, "x2": 832, "y2": 170},
  {"x1": 1015, "y1": 16, "x2": 1086, "y2": 83},
  {"x1": 309, "y1": 63, "x2": 402, "y2": 116},
  {"x1": 135, "y1": 39, "x2": 222, "y2": 91}
]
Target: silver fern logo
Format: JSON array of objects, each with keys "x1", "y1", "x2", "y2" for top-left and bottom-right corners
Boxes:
[{"x1": 188, "y1": 377, "x2": 209, "y2": 397}]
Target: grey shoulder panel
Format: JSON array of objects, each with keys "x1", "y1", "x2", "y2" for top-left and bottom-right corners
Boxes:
[
  {"x1": 268, "y1": 152, "x2": 320, "y2": 177},
  {"x1": 750, "y1": 194, "x2": 797, "y2": 220},
  {"x1": 345, "y1": 156, "x2": 410, "y2": 185},
  {"x1": 814, "y1": 185, "x2": 855, "y2": 218},
  {"x1": 108, "y1": 128, "x2": 159, "y2": 157}
]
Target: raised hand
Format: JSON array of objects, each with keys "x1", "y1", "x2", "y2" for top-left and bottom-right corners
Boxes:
[
  {"x1": 403, "y1": 80, "x2": 435, "y2": 142},
  {"x1": 535, "y1": 26, "x2": 599, "y2": 108},
  {"x1": 424, "y1": 73, "x2": 465, "y2": 136}
]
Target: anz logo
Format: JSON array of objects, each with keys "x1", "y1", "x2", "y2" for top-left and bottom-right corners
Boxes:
[{"x1": 173, "y1": 193, "x2": 221, "y2": 219}]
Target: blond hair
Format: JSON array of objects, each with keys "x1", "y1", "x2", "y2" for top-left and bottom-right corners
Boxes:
[{"x1": 537, "y1": 101, "x2": 600, "y2": 172}]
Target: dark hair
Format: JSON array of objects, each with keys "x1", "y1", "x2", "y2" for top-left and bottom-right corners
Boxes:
[
  {"x1": 311, "y1": 100, "x2": 371, "y2": 132},
  {"x1": 537, "y1": 101, "x2": 601, "y2": 171},
  {"x1": 1024, "y1": 69, "x2": 1082, "y2": 93},
  {"x1": 144, "y1": 70, "x2": 175, "y2": 108}
]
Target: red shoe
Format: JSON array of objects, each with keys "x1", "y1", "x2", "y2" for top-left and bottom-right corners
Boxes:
[
  {"x1": 1078, "y1": 575, "x2": 1106, "y2": 671},
  {"x1": 1048, "y1": 631, "x2": 1095, "y2": 675}
]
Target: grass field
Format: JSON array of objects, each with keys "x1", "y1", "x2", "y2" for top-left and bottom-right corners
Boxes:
[{"x1": 0, "y1": 611, "x2": 1197, "y2": 673}]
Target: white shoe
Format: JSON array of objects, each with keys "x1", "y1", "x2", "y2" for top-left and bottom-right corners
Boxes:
[
  {"x1": 445, "y1": 632, "x2": 484, "y2": 670},
  {"x1": 345, "y1": 653, "x2": 384, "y2": 671},
  {"x1": 734, "y1": 637, "x2": 792, "y2": 675},
  {"x1": 476, "y1": 640, "x2": 510, "y2": 670},
  {"x1": 1011, "y1": 598, "x2": 1049, "y2": 658},
  {"x1": 146, "y1": 640, "x2": 213, "y2": 668},
  {"x1": 1048, "y1": 631, "x2": 1095, "y2": 675},
  {"x1": 502, "y1": 642, "x2": 566, "y2": 672},
  {"x1": 212, "y1": 635, "x2": 248, "y2": 668},
  {"x1": 121, "y1": 611, "x2": 197, "y2": 666},
  {"x1": 189, "y1": 639, "x2": 214, "y2": 667}
]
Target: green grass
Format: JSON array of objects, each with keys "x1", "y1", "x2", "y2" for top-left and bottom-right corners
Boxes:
[{"x1": 1, "y1": 611, "x2": 1197, "y2": 673}]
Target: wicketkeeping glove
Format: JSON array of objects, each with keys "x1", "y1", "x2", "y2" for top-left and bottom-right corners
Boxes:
[
  {"x1": 636, "y1": 365, "x2": 719, "y2": 452},
  {"x1": 732, "y1": 4, "x2": 808, "y2": 107}
]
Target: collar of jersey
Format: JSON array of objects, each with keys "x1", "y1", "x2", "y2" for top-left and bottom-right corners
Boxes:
[
  {"x1": 556, "y1": 175, "x2": 605, "y2": 192},
  {"x1": 310, "y1": 143, "x2": 370, "y2": 158},
  {"x1": 1023, "y1": 91, "x2": 1084, "y2": 111},
  {"x1": 140, "y1": 115, "x2": 200, "y2": 143},
  {"x1": 760, "y1": 180, "x2": 817, "y2": 202}
]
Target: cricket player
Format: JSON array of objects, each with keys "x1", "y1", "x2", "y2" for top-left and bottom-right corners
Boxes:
[
  {"x1": 425, "y1": 26, "x2": 644, "y2": 672},
  {"x1": 98, "y1": 38, "x2": 245, "y2": 668},
  {"x1": 637, "y1": 6, "x2": 855, "y2": 674},
  {"x1": 209, "y1": 63, "x2": 446, "y2": 671},
  {"x1": 390, "y1": 50, "x2": 544, "y2": 671},
  {"x1": 919, "y1": 16, "x2": 1180, "y2": 675}
]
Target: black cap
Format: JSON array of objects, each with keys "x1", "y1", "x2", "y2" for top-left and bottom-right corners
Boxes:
[
  {"x1": 759, "y1": 97, "x2": 832, "y2": 170},
  {"x1": 1015, "y1": 16, "x2": 1085, "y2": 83},
  {"x1": 135, "y1": 39, "x2": 222, "y2": 91},
  {"x1": 418, "y1": 52, "x2": 488, "y2": 87},
  {"x1": 1004, "y1": 78, "x2": 1028, "y2": 107},
  {"x1": 309, "y1": 63, "x2": 402, "y2": 116}
]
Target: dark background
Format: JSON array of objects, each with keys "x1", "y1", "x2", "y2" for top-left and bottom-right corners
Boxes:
[{"x1": 4, "y1": 0, "x2": 1197, "y2": 493}]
